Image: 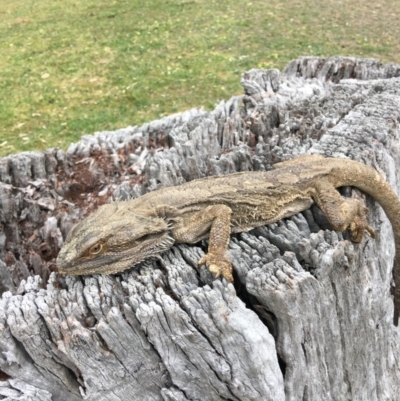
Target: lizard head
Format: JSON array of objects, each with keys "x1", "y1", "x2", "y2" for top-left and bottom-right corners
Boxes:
[{"x1": 56, "y1": 202, "x2": 174, "y2": 275}]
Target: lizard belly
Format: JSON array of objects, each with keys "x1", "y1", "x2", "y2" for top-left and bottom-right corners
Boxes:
[
  {"x1": 231, "y1": 196, "x2": 314, "y2": 232},
  {"x1": 278, "y1": 197, "x2": 314, "y2": 220}
]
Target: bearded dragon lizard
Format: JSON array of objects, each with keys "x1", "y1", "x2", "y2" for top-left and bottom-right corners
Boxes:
[{"x1": 57, "y1": 155, "x2": 400, "y2": 326}]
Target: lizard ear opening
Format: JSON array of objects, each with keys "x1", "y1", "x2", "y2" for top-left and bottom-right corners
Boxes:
[
  {"x1": 136, "y1": 234, "x2": 152, "y2": 242},
  {"x1": 133, "y1": 233, "x2": 164, "y2": 244}
]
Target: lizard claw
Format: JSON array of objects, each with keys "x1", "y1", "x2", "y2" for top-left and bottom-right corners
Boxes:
[{"x1": 198, "y1": 252, "x2": 233, "y2": 282}]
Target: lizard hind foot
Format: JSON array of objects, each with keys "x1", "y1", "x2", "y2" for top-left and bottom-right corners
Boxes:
[
  {"x1": 348, "y1": 206, "x2": 376, "y2": 243},
  {"x1": 198, "y1": 252, "x2": 233, "y2": 282}
]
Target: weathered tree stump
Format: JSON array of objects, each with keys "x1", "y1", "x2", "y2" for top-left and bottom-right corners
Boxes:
[{"x1": 0, "y1": 56, "x2": 400, "y2": 401}]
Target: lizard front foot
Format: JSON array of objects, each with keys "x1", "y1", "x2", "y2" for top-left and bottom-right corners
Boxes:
[{"x1": 198, "y1": 252, "x2": 233, "y2": 282}]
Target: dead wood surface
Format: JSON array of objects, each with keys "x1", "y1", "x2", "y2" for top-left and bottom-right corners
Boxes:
[{"x1": 0, "y1": 56, "x2": 400, "y2": 401}]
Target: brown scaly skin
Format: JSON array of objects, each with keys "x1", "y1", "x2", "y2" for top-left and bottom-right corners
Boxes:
[{"x1": 57, "y1": 155, "x2": 400, "y2": 326}]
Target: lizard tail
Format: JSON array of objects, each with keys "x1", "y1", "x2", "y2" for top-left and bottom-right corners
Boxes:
[{"x1": 330, "y1": 159, "x2": 400, "y2": 326}]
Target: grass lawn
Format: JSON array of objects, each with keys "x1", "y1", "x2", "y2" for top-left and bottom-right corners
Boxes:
[{"x1": 1, "y1": 0, "x2": 399, "y2": 156}]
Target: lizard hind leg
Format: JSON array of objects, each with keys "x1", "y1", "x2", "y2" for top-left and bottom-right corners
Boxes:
[{"x1": 313, "y1": 183, "x2": 375, "y2": 243}]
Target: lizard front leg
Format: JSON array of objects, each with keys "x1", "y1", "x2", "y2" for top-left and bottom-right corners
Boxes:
[
  {"x1": 313, "y1": 181, "x2": 375, "y2": 242},
  {"x1": 172, "y1": 204, "x2": 233, "y2": 282}
]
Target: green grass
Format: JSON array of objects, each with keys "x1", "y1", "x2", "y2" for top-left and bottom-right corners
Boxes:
[{"x1": 1, "y1": 0, "x2": 399, "y2": 156}]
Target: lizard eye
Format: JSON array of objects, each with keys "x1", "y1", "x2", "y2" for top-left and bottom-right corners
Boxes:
[{"x1": 90, "y1": 243, "x2": 103, "y2": 255}]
